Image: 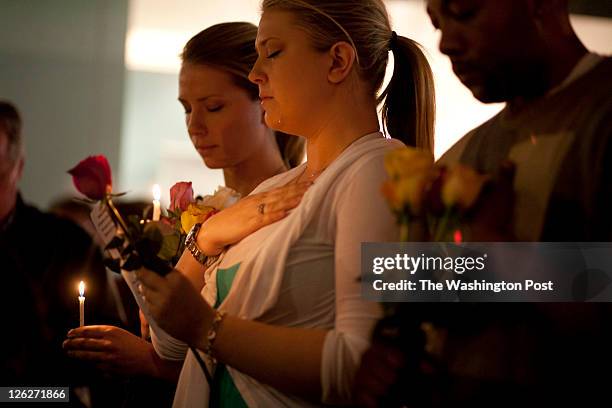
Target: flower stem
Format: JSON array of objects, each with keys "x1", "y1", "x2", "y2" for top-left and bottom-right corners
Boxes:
[
  {"x1": 105, "y1": 196, "x2": 132, "y2": 241},
  {"x1": 434, "y1": 207, "x2": 453, "y2": 241},
  {"x1": 400, "y1": 222, "x2": 410, "y2": 242}
]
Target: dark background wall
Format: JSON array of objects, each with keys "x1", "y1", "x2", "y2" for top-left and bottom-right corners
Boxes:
[{"x1": 569, "y1": 0, "x2": 612, "y2": 18}]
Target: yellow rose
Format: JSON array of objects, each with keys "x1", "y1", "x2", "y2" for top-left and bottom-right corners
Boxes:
[
  {"x1": 383, "y1": 148, "x2": 436, "y2": 215},
  {"x1": 396, "y1": 173, "x2": 433, "y2": 215},
  {"x1": 382, "y1": 173, "x2": 433, "y2": 215},
  {"x1": 441, "y1": 164, "x2": 490, "y2": 210},
  {"x1": 180, "y1": 203, "x2": 216, "y2": 234},
  {"x1": 381, "y1": 180, "x2": 401, "y2": 211},
  {"x1": 384, "y1": 147, "x2": 434, "y2": 181}
]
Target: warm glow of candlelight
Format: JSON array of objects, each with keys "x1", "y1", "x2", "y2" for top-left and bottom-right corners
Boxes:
[
  {"x1": 152, "y1": 184, "x2": 162, "y2": 221},
  {"x1": 78, "y1": 281, "x2": 85, "y2": 327},
  {"x1": 153, "y1": 184, "x2": 161, "y2": 201}
]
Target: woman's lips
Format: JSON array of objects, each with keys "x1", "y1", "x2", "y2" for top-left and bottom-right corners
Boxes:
[{"x1": 197, "y1": 146, "x2": 217, "y2": 155}]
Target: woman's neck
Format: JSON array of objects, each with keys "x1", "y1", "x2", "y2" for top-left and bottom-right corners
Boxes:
[
  {"x1": 302, "y1": 97, "x2": 379, "y2": 175},
  {"x1": 223, "y1": 141, "x2": 287, "y2": 197}
]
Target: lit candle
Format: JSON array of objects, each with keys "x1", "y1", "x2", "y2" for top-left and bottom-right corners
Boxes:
[
  {"x1": 152, "y1": 184, "x2": 161, "y2": 221},
  {"x1": 78, "y1": 281, "x2": 85, "y2": 327}
]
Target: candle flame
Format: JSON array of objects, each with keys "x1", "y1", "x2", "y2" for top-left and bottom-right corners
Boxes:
[
  {"x1": 153, "y1": 184, "x2": 161, "y2": 201},
  {"x1": 79, "y1": 281, "x2": 85, "y2": 297}
]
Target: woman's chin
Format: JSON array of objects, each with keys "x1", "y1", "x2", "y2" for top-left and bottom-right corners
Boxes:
[
  {"x1": 201, "y1": 157, "x2": 223, "y2": 169},
  {"x1": 263, "y1": 111, "x2": 281, "y2": 130}
]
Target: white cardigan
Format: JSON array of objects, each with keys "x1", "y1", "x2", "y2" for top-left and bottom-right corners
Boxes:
[{"x1": 149, "y1": 133, "x2": 403, "y2": 407}]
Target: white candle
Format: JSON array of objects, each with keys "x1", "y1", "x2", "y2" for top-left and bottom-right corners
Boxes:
[
  {"x1": 78, "y1": 281, "x2": 85, "y2": 327},
  {"x1": 152, "y1": 184, "x2": 161, "y2": 221}
]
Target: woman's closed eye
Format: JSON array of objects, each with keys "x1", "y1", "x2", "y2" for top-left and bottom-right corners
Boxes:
[
  {"x1": 267, "y1": 50, "x2": 281, "y2": 59},
  {"x1": 207, "y1": 105, "x2": 224, "y2": 113},
  {"x1": 179, "y1": 101, "x2": 191, "y2": 115}
]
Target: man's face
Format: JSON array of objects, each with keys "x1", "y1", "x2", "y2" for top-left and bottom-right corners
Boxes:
[
  {"x1": 427, "y1": 0, "x2": 544, "y2": 102},
  {"x1": 0, "y1": 131, "x2": 22, "y2": 222}
]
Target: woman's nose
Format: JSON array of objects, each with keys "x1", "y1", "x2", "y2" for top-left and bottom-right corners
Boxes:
[
  {"x1": 248, "y1": 57, "x2": 266, "y2": 85},
  {"x1": 186, "y1": 110, "x2": 207, "y2": 138}
]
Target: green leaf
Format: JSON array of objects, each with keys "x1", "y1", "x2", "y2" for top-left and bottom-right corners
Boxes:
[
  {"x1": 157, "y1": 233, "x2": 181, "y2": 261},
  {"x1": 167, "y1": 209, "x2": 181, "y2": 219}
]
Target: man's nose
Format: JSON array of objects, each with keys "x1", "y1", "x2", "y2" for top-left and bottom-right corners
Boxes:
[{"x1": 438, "y1": 23, "x2": 464, "y2": 57}]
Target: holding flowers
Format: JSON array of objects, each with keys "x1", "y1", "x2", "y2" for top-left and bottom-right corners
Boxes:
[
  {"x1": 62, "y1": 21, "x2": 306, "y2": 396},
  {"x1": 67, "y1": 155, "x2": 239, "y2": 274},
  {"x1": 381, "y1": 146, "x2": 491, "y2": 242}
]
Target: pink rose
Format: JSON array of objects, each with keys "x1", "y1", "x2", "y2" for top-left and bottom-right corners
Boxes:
[
  {"x1": 68, "y1": 155, "x2": 112, "y2": 200},
  {"x1": 169, "y1": 181, "x2": 194, "y2": 212}
]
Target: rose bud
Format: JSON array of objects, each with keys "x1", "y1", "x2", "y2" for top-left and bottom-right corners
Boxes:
[
  {"x1": 169, "y1": 181, "x2": 194, "y2": 212},
  {"x1": 68, "y1": 155, "x2": 112, "y2": 200}
]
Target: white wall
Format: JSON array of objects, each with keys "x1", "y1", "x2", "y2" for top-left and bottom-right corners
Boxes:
[{"x1": 0, "y1": 0, "x2": 128, "y2": 208}]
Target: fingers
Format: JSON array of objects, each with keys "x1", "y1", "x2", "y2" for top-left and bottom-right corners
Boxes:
[
  {"x1": 65, "y1": 349, "x2": 111, "y2": 362},
  {"x1": 253, "y1": 181, "x2": 311, "y2": 216},
  {"x1": 63, "y1": 337, "x2": 113, "y2": 352},
  {"x1": 264, "y1": 181, "x2": 312, "y2": 203},
  {"x1": 67, "y1": 325, "x2": 112, "y2": 339},
  {"x1": 260, "y1": 191, "x2": 305, "y2": 214}
]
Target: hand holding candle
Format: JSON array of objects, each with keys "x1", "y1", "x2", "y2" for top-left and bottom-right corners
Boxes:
[
  {"x1": 152, "y1": 184, "x2": 161, "y2": 221},
  {"x1": 78, "y1": 281, "x2": 85, "y2": 327}
]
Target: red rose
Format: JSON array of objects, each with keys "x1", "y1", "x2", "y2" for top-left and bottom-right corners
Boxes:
[
  {"x1": 169, "y1": 181, "x2": 194, "y2": 212},
  {"x1": 68, "y1": 155, "x2": 112, "y2": 200}
]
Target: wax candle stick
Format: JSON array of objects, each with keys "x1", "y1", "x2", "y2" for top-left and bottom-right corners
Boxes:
[
  {"x1": 78, "y1": 281, "x2": 85, "y2": 327},
  {"x1": 152, "y1": 184, "x2": 161, "y2": 221}
]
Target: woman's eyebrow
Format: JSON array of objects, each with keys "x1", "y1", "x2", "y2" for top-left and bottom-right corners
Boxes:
[{"x1": 255, "y1": 36, "x2": 280, "y2": 50}]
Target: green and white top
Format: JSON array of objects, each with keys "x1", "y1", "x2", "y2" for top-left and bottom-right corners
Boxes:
[{"x1": 154, "y1": 132, "x2": 404, "y2": 407}]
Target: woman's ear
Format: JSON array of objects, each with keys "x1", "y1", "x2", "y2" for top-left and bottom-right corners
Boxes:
[{"x1": 327, "y1": 41, "x2": 356, "y2": 84}]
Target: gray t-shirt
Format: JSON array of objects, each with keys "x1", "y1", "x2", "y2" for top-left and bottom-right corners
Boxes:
[{"x1": 440, "y1": 56, "x2": 612, "y2": 241}]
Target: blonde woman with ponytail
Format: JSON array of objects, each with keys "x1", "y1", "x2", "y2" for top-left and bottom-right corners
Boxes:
[{"x1": 136, "y1": 1, "x2": 436, "y2": 406}]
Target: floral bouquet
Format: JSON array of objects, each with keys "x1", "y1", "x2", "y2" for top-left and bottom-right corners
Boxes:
[
  {"x1": 164, "y1": 181, "x2": 240, "y2": 263},
  {"x1": 370, "y1": 148, "x2": 492, "y2": 405},
  {"x1": 381, "y1": 147, "x2": 489, "y2": 243},
  {"x1": 68, "y1": 155, "x2": 239, "y2": 275}
]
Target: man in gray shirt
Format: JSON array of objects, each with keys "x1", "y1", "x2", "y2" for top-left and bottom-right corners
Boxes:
[{"x1": 355, "y1": 1, "x2": 611, "y2": 406}]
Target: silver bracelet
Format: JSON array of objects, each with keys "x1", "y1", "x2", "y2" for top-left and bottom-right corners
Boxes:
[
  {"x1": 185, "y1": 223, "x2": 220, "y2": 268},
  {"x1": 204, "y1": 309, "x2": 226, "y2": 358}
]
